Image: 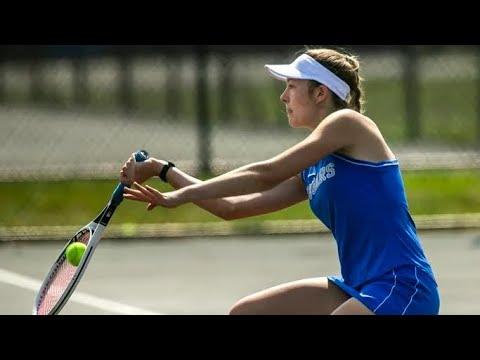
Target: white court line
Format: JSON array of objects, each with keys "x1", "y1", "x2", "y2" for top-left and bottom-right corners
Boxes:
[{"x1": 0, "y1": 268, "x2": 164, "y2": 315}]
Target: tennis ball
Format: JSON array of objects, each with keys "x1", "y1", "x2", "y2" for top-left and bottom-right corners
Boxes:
[{"x1": 65, "y1": 242, "x2": 87, "y2": 267}]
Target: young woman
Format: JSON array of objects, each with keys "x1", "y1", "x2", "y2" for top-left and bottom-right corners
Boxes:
[{"x1": 119, "y1": 48, "x2": 440, "y2": 315}]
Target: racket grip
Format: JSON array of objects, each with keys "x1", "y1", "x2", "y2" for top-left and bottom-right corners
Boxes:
[
  {"x1": 134, "y1": 149, "x2": 149, "y2": 162},
  {"x1": 111, "y1": 149, "x2": 150, "y2": 205}
]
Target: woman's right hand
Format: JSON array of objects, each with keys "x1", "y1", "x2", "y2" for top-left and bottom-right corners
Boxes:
[{"x1": 119, "y1": 154, "x2": 163, "y2": 186}]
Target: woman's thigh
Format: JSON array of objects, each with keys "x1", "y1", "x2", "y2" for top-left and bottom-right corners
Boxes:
[
  {"x1": 330, "y1": 298, "x2": 375, "y2": 315},
  {"x1": 229, "y1": 277, "x2": 350, "y2": 315}
]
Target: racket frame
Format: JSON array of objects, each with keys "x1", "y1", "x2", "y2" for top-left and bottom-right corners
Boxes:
[
  {"x1": 32, "y1": 203, "x2": 115, "y2": 315},
  {"x1": 32, "y1": 149, "x2": 149, "y2": 315}
]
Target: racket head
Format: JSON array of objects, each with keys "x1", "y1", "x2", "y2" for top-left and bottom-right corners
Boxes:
[
  {"x1": 33, "y1": 226, "x2": 94, "y2": 315},
  {"x1": 33, "y1": 149, "x2": 149, "y2": 315}
]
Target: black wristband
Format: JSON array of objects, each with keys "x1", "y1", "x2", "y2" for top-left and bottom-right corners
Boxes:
[{"x1": 159, "y1": 161, "x2": 175, "y2": 182}]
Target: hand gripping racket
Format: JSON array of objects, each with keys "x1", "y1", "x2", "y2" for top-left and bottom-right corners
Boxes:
[{"x1": 33, "y1": 150, "x2": 149, "y2": 315}]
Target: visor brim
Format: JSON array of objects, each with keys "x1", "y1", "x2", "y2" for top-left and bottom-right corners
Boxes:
[{"x1": 265, "y1": 64, "x2": 306, "y2": 81}]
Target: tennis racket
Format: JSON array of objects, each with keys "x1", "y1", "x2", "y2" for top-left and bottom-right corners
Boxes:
[{"x1": 33, "y1": 149, "x2": 149, "y2": 315}]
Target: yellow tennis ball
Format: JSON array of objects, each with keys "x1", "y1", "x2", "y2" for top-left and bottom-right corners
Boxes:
[{"x1": 66, "y1": 242, "x2": 87, "y2": 267}]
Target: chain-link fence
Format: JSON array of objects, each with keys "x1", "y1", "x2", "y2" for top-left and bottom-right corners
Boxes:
[{"x1": 1, "y1": 45, "x2": 479, "y2": 181}]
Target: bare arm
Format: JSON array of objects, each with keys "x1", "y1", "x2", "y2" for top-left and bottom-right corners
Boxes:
[
  {"x1": 128, "y1": 109, "x2": 357, "y2": 208},
  {"x1": 179, "y1": 111, "x2": 357, "y2": 203},
  {"x1": 120, "y1": 157, "x2": 307, "y2": 220},
  {"x1": 167, "y1": 166, "x2": 307, "y2": 220},
  {"x1": 122, "y1": 109, "x2": 370, "y2": 210}
]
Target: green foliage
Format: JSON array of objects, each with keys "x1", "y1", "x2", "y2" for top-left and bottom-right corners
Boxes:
[{"x1": 1, "y1": 170, "x2": 479, "y2": 227}]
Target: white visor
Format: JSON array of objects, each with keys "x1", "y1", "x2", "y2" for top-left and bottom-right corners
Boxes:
[{"x1": 265, "y1": 54, "x2": 351, "y2": 101}]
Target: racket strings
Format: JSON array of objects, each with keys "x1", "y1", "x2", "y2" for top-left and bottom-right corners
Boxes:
[{"x1": 37, "y1": 230, "x2": 91, "y2": 315}]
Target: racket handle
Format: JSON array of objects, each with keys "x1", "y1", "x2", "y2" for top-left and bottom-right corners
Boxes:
[
  {"x1": 134, "y1": 149, "x2": 149, "y2": 162},
  {"x1": 111, "y1": 149, "x2": 150, "y2": 205}
]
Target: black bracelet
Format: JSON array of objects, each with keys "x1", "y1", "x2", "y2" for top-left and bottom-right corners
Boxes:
[{"x1": 159, "y1": 161, "x2": 175, "y2": 182}]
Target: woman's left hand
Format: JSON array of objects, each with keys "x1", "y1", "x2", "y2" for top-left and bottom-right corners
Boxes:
[{"x1": 123, "y1": 182, "x2": 185, "y2": 210}]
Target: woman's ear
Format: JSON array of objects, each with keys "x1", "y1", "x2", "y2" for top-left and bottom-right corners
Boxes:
[{"x1": 313, "y1": 84, "x2": 329, "y2": 104}]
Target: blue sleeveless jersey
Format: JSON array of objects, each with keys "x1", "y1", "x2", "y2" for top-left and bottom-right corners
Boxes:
[{"x1": 301, "y1": 153, "x2": 437, "y2": 288}]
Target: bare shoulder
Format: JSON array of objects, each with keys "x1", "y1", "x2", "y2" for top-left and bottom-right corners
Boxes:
[
  {"x1": 332, "y1": 108, "x2": 363, "y2": 119},
  {"x1": 328, "y1": 109, "x2": 377, "y2": 129},
  {"x1": 315, "y1": 109, "x2": 375, "y2": 137},
  {"x1": 326, "y1": 110, "x2": 395, "y2": 161}
]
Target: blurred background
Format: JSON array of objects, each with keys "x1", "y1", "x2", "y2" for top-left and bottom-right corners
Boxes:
[{"x1": 1, "y1": 45, "x2": 479, "y2": 314}]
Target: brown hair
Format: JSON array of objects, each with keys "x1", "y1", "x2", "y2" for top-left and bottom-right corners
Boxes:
[{"x1": 304, "y1": 47, "x2": 365, "y2": 113}]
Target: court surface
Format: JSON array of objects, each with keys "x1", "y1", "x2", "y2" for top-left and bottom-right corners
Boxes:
[{"x1": 1, "y1": 229, "x2": 479, "y2": 315}]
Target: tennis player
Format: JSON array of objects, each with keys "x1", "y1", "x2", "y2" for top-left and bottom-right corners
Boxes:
[{"x1": 120, "y1": 47, "x2": 440, "y2": 315}]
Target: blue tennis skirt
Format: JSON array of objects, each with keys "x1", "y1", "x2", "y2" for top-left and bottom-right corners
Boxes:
[{"x1": 328, "y1": 264, "x2": 440, "y2": 315}]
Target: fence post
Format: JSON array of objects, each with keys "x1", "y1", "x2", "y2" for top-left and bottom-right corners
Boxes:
[
  {"x1": 73, "y1": 55, "x2": 88, "y2": 106},
  {"x1": 30, "y1": 59, "x2": 44, "y2": 104},
  {"x1": 195, "y1": 46, "x2": 211, "y2": 175},
  {"x1": 219, "y1": 54, "x2": 233, "y2": 123},
  {"x1": 404, "y1": 46, "x2": 421, "y2": 141},
  {"x1": 118, "y1": 54, "x2": 134, "y2": 114},
  {"x1": 0, "y1": 60, "x2": 4, "y2": 103},
  {"x1": 0, "y1": 47, "x2": 5, "y2": 103},
  {"x1": 477, "y1": 46, "x2": 480, "y2": 146},
  {"x1": 165, "y1": 57, "x2": 180, "y2": 119}
]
